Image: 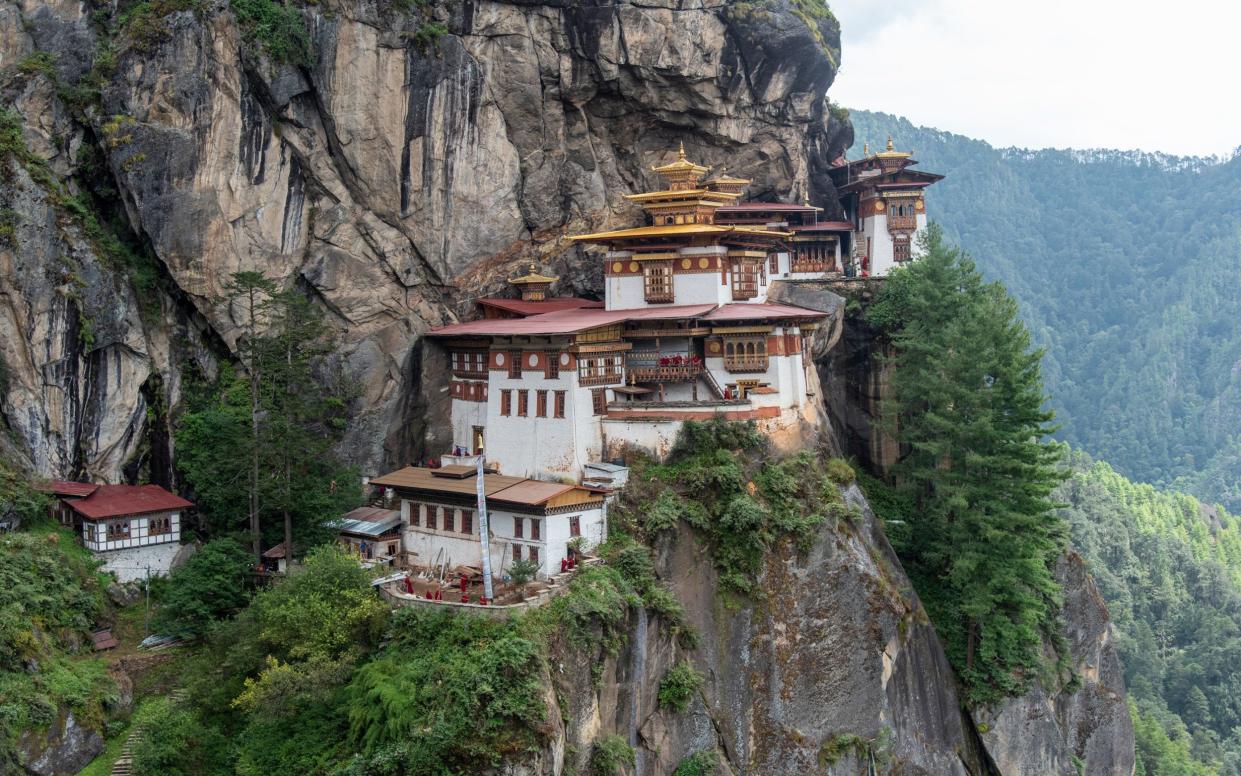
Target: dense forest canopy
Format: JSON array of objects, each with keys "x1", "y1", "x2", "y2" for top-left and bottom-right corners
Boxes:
[{"x1": 850, "y1": 110, "x2": 1241, "y2": 511}]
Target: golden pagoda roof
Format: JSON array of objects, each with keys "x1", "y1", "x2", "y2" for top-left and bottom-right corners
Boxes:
[
  {"x1": 623, "y1": 188, "x2": 740, "y2": 204},
  {"x1": 509, "y1": 263, "x2": 559, "y2": 284},
  {"x1": 569, "y1": 223, "x2": 791, "y2": 242},
  {"x1": 651, "y1": 142, "x2": 709, "y2": 175},
  {"x1": 707, "y1": 167, "x2": 752, "y2": 186},
  {"x1": 875, "y1": 135, "x2": 912, "y2": 159}
]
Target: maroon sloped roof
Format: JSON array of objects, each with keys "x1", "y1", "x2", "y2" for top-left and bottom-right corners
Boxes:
[
  {"x1": 703, "y1": 303, "x2": 826, "y2": 322},
  {"x1": 428, "y1": 303, "x2": 718, "y2": 337},
  {"x1": 475, "y1": 297, "x2": 603, "y2": 317},
  {"x1": 716, "y1": 202, "x2": 821, "y2": 212},
  {"x1": 69, "y1": 484, "x2": 194, "y2": 520},
  {"x1": 790, "y1": 221, "x2": 854, "y2": 232},
  {"x1": 35, "y1": 480, "x2": 99, "y2": 498}
]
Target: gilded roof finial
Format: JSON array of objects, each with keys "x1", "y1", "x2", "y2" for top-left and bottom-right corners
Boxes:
[
  {"x1": 863, "y1": 141, "x2": 870, "y2": 156},
  {"x1": 677, "y1": 141, "x2": 687, "y2": 161},
  {"x1": 886, "y1": 135, "x2": 895, "y2": 152},
  {"x1": 529, "y1": 262, "x2": 537, "y2": 274}
]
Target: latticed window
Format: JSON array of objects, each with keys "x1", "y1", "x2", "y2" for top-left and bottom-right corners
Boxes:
[
  {"x1": 592, "y1": 389, "x2": 607, "y2": 415},
  {"x1": 894, "y1": 236, "x2": 912, "y2": 263},
  {"x1": 461, "y1": 510, "x2": 473, "y2": 535},
  {"x1": 554, "y1": 391, "x2": 566, "y2": 418},
  {"x1": 545, "y1": 354, "x2": 560, "y2": 379},
  {"x1": 508, "y1": 351, "x2": 522, "y2": 378},
  {"x1": 451, "y1": 350, "x2": 487, "y2": 378},
  {"x1": 517, "y1": 390, "x2": 529, "y2": 416},
  {"x1": 578, "y1": 353, "x2": 624, "y2": 386},
  {"x1": 536, "y1": 390, "x2": 548, "y2": 418},
  {"x1": 500, "y1": 389, "x2": 512, "y2": 416},
  {"x1": 107, "y1": 520, "x2": 130, "y2": 540},
  {"x1": 643, "y1": 261, "x2": 674, "y2": 303},
  {"x1": 731, "y1": 260, "x2": 759, "y2": 300},
  {"x1": 723, "y1": 336, "x2": 769, "y2": 373}
]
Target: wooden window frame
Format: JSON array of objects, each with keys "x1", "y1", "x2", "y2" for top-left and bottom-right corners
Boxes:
[
  {"x1": 554, "y1": 390, "x2": 566, "y2": 418},
  {"x1": 545, "y1": 355, "x2": 560, "y2": 379},
  {"x1": 500, "y1": 389, "x2": 512, "y2": 416},
  {"x1": 536, "y1": 390, "x2": 548, "y2": 418},
  {"x1": 531, "y1": 518, "x2": 541, "y2": 541},
  {"x1": 569, "y1": 515, "x2": 581, "y2": 538},
  {"x1": 107, "y1": 520, "x2": 131, "y2": 540},
  {"x1": 511, "y1": 543, "x2": 522, "y2": 561},
  {"x1": 723, "y1": 336, "x2": 769, "y2": 373},
  {"x1": 643, "y1": 260, "x2": 674, "y2": 303},
  {"x1": 730, "y1": 260, "x2": 759, "y2": 300},
  {"x1": 508, "y1": 350, "x2": 522, "y2": 378},
  {"x1": 514, "y1": 517, "x2": 524, "y2": 539},
  {"x1": 528, "y1": 545, "x2": 539, "y2": 566},
  {"x1": 461, "y1": 510, "x2": 473, "y2": 535},
  {"x1": 517, "y1": 390, "x2": 529, "y2": 417},
  {"x1": 592, "y1": 389, "x2": 607, "y2": 416}
]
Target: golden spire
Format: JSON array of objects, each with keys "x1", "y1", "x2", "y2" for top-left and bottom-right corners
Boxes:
[
  {"x1": 863, "y1": 141, "x2": 870, "y2": 156},
  {"x1": 677, "y1": 141, "x2": 687, "y2": 160},
  {"x1": 886, "y1": 135, "x2": 895, "y2": 152}
]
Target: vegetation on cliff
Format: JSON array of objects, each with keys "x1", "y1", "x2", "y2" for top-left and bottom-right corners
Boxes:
[
  {"x1": 852, "y1": 110, "x2": 1241, "y2": 514},
  {"x1": 867, "y1": 226, "x2": 1069, "y2": 703}
]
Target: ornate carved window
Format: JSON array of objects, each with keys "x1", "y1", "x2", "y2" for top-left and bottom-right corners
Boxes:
[
  {"x1": 592, "y1": 389, "x2": 607, "y2": 416},
  {"x1": 544, "y1": 353, "x2": 560, "y2": 379},
  {"x1": 107, "y1": 520, "x2": 130, "y2": 540},
  {"x1": 451, "y1": 350, "x2": 487, "y2": 378},
  {"x1": 508, "y1": 350, "x2": 522, "y2": 378},
  {"x1": 643, "y1": 261, "x2": 674, "y2": 303},
  {"x1": 723, "y1": 336, "x2": 769, "y2": 373},
  {"x1": 894, "y1": 236, "x2": 912, "y2": 263},
  {"x1": 578, "y1": 353, "x2": 624, "y2": 386},
  {"x1": 731, "y1": 260, "x2": 759, "y2": 300}
]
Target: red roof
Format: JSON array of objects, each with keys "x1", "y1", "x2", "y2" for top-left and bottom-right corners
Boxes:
[
  {"x1": 716, "y1": 202, "x2": 821, "y2": 212},
  {"x1": 704, "y1": 303, "x2": 825, "y2": 322},
  {"x1": 476, "y1": 297, "x2": 602, "y2": 317},
  {"x1": 791, "y1": 221, "x2": 854, "y2": 232},
  {"x1": 428, "y1": 304, "x2": 718, "y2": 337},
  {"x1": 69, "y1": 484, "x2": 194, "y2": 520},
  {"x1": 35, "y1": 480, "x2": 99, "y2": 498}
]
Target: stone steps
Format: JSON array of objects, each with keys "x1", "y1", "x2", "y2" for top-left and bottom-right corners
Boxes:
[{"x1": 110, "y1": 690, "x2": 186, "y2": 776}]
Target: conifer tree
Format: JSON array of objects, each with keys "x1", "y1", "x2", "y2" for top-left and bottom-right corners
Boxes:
[{"x1": 869, "y1": 225, "x2": 1068, "y2": 701}]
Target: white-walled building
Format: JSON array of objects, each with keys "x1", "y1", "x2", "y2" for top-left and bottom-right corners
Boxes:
[
  {"x1": 63, "y1": 484, "x2": 192, "y2": 582},
  {"x1": 370, "y1": 465, "x2": 606, "y2": 581}
]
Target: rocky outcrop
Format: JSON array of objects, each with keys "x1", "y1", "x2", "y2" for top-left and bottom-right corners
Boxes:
[
  {"x1": 17, "y1": 711, "x2": 104, "y2": 776},
  {"x1": 1, "y1": 0, "x2": 853, "y2": 480}
]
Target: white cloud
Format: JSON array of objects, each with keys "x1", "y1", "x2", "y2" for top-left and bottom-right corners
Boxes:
[{"x1": 828, "y1": 0, "x2": 1241, "y2": 156}]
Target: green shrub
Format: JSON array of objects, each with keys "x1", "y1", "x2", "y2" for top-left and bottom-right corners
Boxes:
[
  {"x1": 589, "y1": 734, "x2": 635, "y2": 776},
  {"x1": 508, "y1": 557, "x2": 539, "y2": 597},
  {"x1": 131, "y1": 697, "x2": 230, "y2": 776},
  {"x1": 413, "y1": 21, "x2": 447, "y2": 51},
  {"x1": 658, "y1": 661, "x2": 703, "y2": 713},
  {"x1": 825, "y1": 458, "x2": 855, "y2": 485},
  {"x1": 549, "y1": 565, "x2": 640, "y2": 653},
  {"x1": 229, "y1": 0, "x2": 312, "y2": 65},
  {"x1": 673, "y1": 751, "x2": 717, "y2": 776},
  {"x1": 153, "y1": 538, "x2": 252, "y2": 637}
]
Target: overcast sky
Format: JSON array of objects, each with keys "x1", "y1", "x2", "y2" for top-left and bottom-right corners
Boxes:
[{"x1": 828, "y1": 0, "x2": 1240, "y2": 157}]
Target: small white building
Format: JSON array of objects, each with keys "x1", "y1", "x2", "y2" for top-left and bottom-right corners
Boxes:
[
  {"x1": 370, "y1": 465, "x2": 607, "y2": 581},
  {"x1": 66, "y1": 484, "x2": 192, "y2": 583}
]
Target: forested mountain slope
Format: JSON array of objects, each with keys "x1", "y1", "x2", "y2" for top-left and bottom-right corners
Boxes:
[
  {"x1": 1058, "y1": 454, "x2": 1241, "y2": 775},
  {"x1": 850, "y1": 111, "x2": 1241, "y2": 510}
]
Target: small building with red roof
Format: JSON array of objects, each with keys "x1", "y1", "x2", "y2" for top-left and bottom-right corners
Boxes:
[{"x1": 59, "y1": 483, "x2": 194, "y2": 582}]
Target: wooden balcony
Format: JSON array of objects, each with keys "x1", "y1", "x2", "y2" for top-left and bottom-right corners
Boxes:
[
  {"x1": 723, "y1": 356, "x2": 769, "y2": 373},
  {"x1": 887, "y1": 215, "x2": 916, "y2": 231},
  {"x1": 628, "y1": 363, "x2": 702, "y2": 383}
]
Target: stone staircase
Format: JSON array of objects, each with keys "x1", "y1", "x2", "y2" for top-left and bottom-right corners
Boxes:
[{"x1": 110, "y1": 690, "x2": 186, "y2": 776}]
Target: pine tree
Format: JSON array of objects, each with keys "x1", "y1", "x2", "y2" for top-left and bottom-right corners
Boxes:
[{"x1": 869, "y1": 224, "x2": 1068, "y2": 702}]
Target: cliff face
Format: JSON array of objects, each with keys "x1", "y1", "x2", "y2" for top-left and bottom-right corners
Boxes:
[
  {"x1": 0, "y1": 0, "x2": 852, "y2": 481},
  {"x1": 534, "y1": 485, "x2": 1134, "y2": 776}
]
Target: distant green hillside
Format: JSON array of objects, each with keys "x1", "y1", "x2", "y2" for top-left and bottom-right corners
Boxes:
[
  {"x1": 849, "y1": 110, "x2": 1241, "y2": 511},
  {"x1": 1059, "y1": 453, "x2": 1241, "y2": 775}
]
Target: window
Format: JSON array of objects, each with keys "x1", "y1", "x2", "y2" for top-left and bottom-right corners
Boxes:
[
  {"x1": 528, "y1": 545, "x2": 539, "y2": 566},
  {"x1": 512, "y1": 543, "x2": 522, "y2": 561},
  {"x1": 412, "y1": 503, "x2": 423, "y2": 527},
  {"x1": 517, "y1": 390, "x2": 529, "y2": 417},
  {"x1": 731, "y1": 260, "x2": 759, "y2": 300},
  {"x1": 451, "y1": 350, "x2": 487, "y2": 378},
  {"x1": 500, "y1": 389, "x2": 512, "y2": 416},
  {"x1": 514, "y1": 517, "x2": 524, "y2": 539},
  {"x1": 545, "y1": 355, "x2": 559, "y2": 379},
  {"x1": 508, "y1": 350, "x2": 522, "y2": 378},
  {"x1": 461, "y1": 510, "x2": 473, "y2": 535},
  {"x1": 569, "y1": 516, "x2": 581, "y2": 538},
  {"x1": 723, "y1": 336, "x2": 769, "y2": 373},
  {"x1": 643, "y1": 260, "x2": 674, "y2": 303},
  {"x1": 769, "y1": 253, "x2": 779, "y2": 274},
  {"x1": 149, "y1": 515, "x2": 171, "y2": 536},
  {"x1": 530, "y1": 518, "x2": 541, "y2": 541},
  {"x1": 592, "y1": 389, "x2": 607, "y2": 416},
  {"x1": 894, "y1": 236, "x2": 912, "y2": 263},
  {"x1": 536, "y1": 390, "x2": 548, "y2": 418},
  {"x1": 554, "y1": 390, "x2": 566, "y2": 418},
  {"x1": 444, "y1": 509, "x2": 456, "y2": 533},
  {"x1": 428, "y1": 507, "x2": 439, "y2": 531},
  {"x1": 578, "y1": 354, "x2": 624, "y2": 386},
  {"x1": 107, "y1": 520, "x2": 130, "y2": 540}
]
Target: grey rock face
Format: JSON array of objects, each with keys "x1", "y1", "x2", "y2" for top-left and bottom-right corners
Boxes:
[{"x1": 18, "y1": 711, "x2": 104, "y2": 776}]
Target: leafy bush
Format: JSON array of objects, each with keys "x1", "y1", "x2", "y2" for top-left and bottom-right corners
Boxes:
[
  {"x1": 589, "y1": 734, "x2": 635, "y2": 776},
  {"x1": 825, "y1": 458, "x2": 855, "y2": 485},
  {"x1": 548, "y1": 565, "x2": 640, "y2": 653},
  {"x1": 658, "y1": 661, "x2": 703, "y2": 713},
  {"x1": 153, "y1": 538, "x2": 252, "y2": 637},
  {"x1": 131, "y1": 697, "x2": 230, "y2": 776},
  {"x1": 229, "y1": 0, "x2": 311, "y2": 65},
  {"x1": 508, "y1": 557, "x2": 539, "y2": 598},
  {"x1": 345, "y1": 608, "x2": 546, "y2": 773},
  {"x1": 673, "y1": 751, "x2": 718, "y2": 776}
]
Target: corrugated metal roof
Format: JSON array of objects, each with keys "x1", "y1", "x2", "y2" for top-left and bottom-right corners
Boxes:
[
  {"x1": 476, "y1": 297, "x2": 603, "y2": 317},
  {"x1": 371, "y1": 466, "x2": 526, "y2": 496},
  {"x1": 428, "y1": 304, "x2": 717, "y2": 338},
  {"x1": 336, "y1": 509, "x2": 403, "y2": 538},
  {"x1": 35, "y1": 480, "x2": 99, "y2": 498},
  {"x1": 70, "y1": 484, "x2": 194, "y2": 520},
  {"x1": 716, "y1": 202, "x2": 822, "y2": 212},
  {"x1": 704, "y1": 303, "x2": 826, "y2": 322},
  {"x1": 489, "y1": 481, "x2": 573, "y2": 506}
]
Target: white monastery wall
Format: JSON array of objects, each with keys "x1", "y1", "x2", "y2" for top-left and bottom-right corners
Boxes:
[{"x1": 97, "y1": 541, "x2": 183, "y2": 582}]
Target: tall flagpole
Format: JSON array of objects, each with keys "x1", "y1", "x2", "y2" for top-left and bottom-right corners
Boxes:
[{"x1": 476, "y1": 455, "x2": 494, "y2": 601}]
